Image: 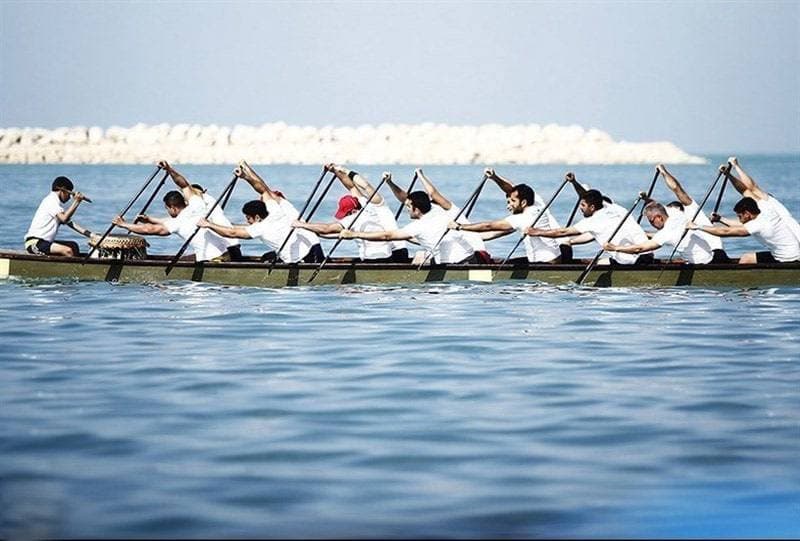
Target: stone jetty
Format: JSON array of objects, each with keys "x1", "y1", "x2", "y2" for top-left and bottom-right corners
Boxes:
[{"x1": 0, "y1": 123, "x2": 705, "y2": 165}]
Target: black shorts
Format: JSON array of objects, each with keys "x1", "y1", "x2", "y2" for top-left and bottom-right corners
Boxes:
[
  {"x1": 226, "y1": 245, "x2": 243, "y2": 261},
  {"x1": 302, "y1": 244, "x2": 325, "y2": 263},
  {"x1": 711, "y1": 249, "x2": 731, "y2": 264},
  {"x1": 25, "y1": 237, "x2": 52, "y2": 255},
  {"x1": 391, "y1": 248, "x2": 411, "y2": 263},
  {"x1": 755, "y1": 251, "x2": 778, "y2": 264}
]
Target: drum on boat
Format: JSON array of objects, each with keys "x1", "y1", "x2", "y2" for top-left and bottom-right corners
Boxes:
[{"x1": 88, "y1": 234, "x2": 149, "y2": 259}]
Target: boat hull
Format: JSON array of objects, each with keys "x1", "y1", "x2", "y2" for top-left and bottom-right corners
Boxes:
[{"x1": 1, "y1": 250, "x2": 798, "y2": 288}]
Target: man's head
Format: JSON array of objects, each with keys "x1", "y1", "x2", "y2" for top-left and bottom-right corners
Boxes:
[
  {"x1": 163, "y1": 190, "x2": 187, "y2": 217},
  {"x1": 507, "y1": 184, "x2": 535, "y2": 214},
  {"x1": 644, "y1": 201, "x2": 669, "y2": 230},
  {"x1": 242, "y1": 200, "x2": 268, "y2": 224},
  {"x1": 52, "y1": 176, "x2": 74, "y2": 203},
  {"x1": 406, "y1": 191, "x2": 432, "y2": 219},
  {"x1": 335, "y1": 195, "x2": 361, "y2": 220},
  {"x1": 579, "y1": 189, "x2": 605, "y2": 217},
  {"x1": 733, "y1": 197, "x2": 760, "y2": 224}
]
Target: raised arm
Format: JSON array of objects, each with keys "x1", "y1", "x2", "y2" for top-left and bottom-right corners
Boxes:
[
  {"x1": 197, "y1": 218, "x2": 253, "y2": 239},
  {"x1": 112, "y1": 215, "x2": 170, "y2": 236},
  {"x1": 657, "y1": 164, "x2": 693, "y2": 206},
  {"x1": 238, "y1": 161, "x2": 281, "y2": 201},
  {"x1": 159, "y1": 160, "x2": 194, "y2": 201},
  {"x1": 385, "y1": 176, "x2": 408, "y2": 203},
  {"x1": 417, "y1": 169, "x2": 452, "y2": 210},
  {"x1": 56, "y1": 192, "x2": 87, "y2": 223},
  {"x1": 485, "y1": 168, "x2": 515, "y2": 195},
  {"x1": 566, "y1": 172, "x2": 588, "y2": 198},
  {"x1": 330, "y1": 165, "x2": 386, "y2": 205},
  {"x1": 448, "y1": 218, "x2": 514, "y2": 233},
  {"x1": 726, "y1": 157, "x2": 768, "y2": 200}
]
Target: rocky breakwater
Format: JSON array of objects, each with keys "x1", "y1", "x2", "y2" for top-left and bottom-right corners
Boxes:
[{"x1": 0, "y1": 123, "x2": 705, "y2": 165}]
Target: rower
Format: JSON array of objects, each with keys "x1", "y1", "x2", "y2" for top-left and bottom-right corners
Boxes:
[
  {"x1": 446, "y1": 169, "x2": 563, "y2": 264},
  {"x1": 339, "y1": 191, "x2": 481, "y2": 265},
  {"x1": 324, "y1": 164, "x2": 409, "y2": 262},
  {"x1": 112, "y1": 161, "x2": 232, "y2": 262},
  {"x1": 385, "y1": 169, "x2": 492, "y2": 263},
  {"x1": 190, "y1": 183, "x2": 242, "y2": 260},
  {"x1": 527, "y1": 186, "x2": 652, "y2": 265},
  {"x1": 723, "y1": 157, "x2": 800, "y2": 244},
  {"x1": 687, "y1": 197, "x2": 800, "y2": 264},
  {"x1": 604, "y1": 165, "x2": 728, "y2": 264},
  {"x1": 197, "y1": 165, "x2": 324, "y2": 264},
  {"x1": 24, "y1": 176, "x2": 87, "y2": 257}
]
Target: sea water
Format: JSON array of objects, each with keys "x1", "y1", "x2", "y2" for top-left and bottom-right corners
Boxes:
[{"x1": 1, "y1": 157, "x2": 798, "y2": 537}]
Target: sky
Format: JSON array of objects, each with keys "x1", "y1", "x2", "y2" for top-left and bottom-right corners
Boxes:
[{"x1": 1, "y1": 0, "x2": 798, "y2": 154}]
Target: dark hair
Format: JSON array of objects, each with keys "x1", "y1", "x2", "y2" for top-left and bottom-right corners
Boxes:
[
  {"x1": 666, "y1": 201, "x2": 684, "y2": 212},
  {"x1": 163, "y1": 190, "x2": 187, "y2": 208},
  {"x1": 191, "y1": 183, "x2": 206, "y2": 192},
  {"x1": 581, "y1": 189, "x2": 604, "y2": 210},
  {"x1": 512, "y1": 184, "x2": 535, "y2": 206},
  {"x1": 733, "y1": 197, "x2": 760, "y2": 215},
  {"x1": 242, "y1": 200, "x2": 268, "y2": 219},
  {"x1": 408, "y1": 191, "x2": 432, "y2": 214},
  {"x1": 51, "y1": 176, "x2": 74, "y2": 192}
]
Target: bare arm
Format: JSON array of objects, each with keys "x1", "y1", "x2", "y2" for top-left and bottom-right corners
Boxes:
[
  {"x1": 481, "y1": 230, "x2": 513, "y2": 241},
  {"x1": 238, "y1": 161, "x2": 282, "y2": 201},
  {"x1": 55, "y1": 193, "x2": 86, "y2": 223},
  {"x1": 417, "y1": 169, "x2": 451, "y2": 210},
  {"x1": 604, "y1": 239, "x2": 661, "y2": 254},
  {"x1": 485, "y1": 168, "x2": 515, "y2": 195},
  {"x1": 385, "y1": 176, "x2": 408, "y2": 203},
  {"x1": 112, "y1": 216, "x2": 170, "y2": 236},
  {"x1": 449, "y1": 218, "x2": 514, "y2": 233},
  {"x1": 197, "y1": 218, "x2": 253, "y2": 239},
  {"x1": 292, "y1": 220, "x2": 343, "y2": 235},
  {"x1": 158, "y1": 160, "x2": 194, "y2": 200},
  {"x1": 728, "y1": 157, "x2": 768, "y2": 200},
  {"x1": 657, "y1": 164, "x2": 693, "y2": 206},
  {"x1": 340, "y1": 229, "x2": 412, "y2": 242},
  {"x1": 563, "y1": 232, "x2": 594, "y2": 246},
  {"x1": 688, "y1": 222, "x2": 749, "y2": 237},
  {"x1": 526, "y1": 225, "x2": 582, "y2": 238},
  {"x1": 566, "y1": 173, "x2": 588, "y2": 198}
]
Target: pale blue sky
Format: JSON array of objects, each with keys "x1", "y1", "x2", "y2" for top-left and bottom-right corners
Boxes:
[{"x1": 1, "y1": 0, "x2": 798, "y2": 153}]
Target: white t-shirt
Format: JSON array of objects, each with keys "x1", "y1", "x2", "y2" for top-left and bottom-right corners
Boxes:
[
  {"x1": 744, "y1": 210, "x2": 800, "y2": 262},
  {"x1": 163, "y1": 195, "x2": 229, "y2": 261},
  {"x1": 368, "y1": 200, "x2": 406, "y2": 252},
  {"x1": 25, "y1": 192, "x2": 66, "y2": 242},
  {"x1": 338, "y1": 205, "x2": 393, "y2": 260},
  {"x1": 445, "y1": 205, "x2": 487, "y2": 253},
  {"x1": 400, "y1": 206, "x2": 474, "y2": 264},
  {"x1": 200, "y1": 193, "x2": 239, "y2": 249},
  {"x1": 758, "y1": 196, "x2": 800, "y2": 245},
  {"x1": 575, "y1": 203, "x2": 649, "y2": 264},
  {"x1": 653, "y1": 208, "x2": 714, "y2": 264},
  {"x1": 504, "y1": 205, "x2": 562, "y2": 262},
  {"x1": 245, "y1": 199, "x2": 319, "y2": 263},
  {"x1": 682, "y1": 200, "x2": 723, "y2": 251}
]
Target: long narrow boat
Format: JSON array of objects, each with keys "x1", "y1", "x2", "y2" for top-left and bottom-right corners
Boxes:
[{"x1": 1, "y1": 249, "x2": 798, "y2": 288}]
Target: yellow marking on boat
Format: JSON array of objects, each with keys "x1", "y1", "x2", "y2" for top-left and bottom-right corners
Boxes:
[
  {"x1": 0, "y1": 258, "x2": 9, "y2": 279},
  {"x1": 468, "y1": 269, "x2": 493, "y2": 282}
]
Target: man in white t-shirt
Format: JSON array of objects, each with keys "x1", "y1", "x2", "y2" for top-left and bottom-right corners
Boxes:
[
  {"x1": 24, "y1": 176, "x2": 88, "y2": 257},
  {"x1": 197, "y1": 163, "x2": 324, "y2": 263},
  {"x1": 190, "y1": 183, "x2": 242, "y2": 260},
  {"x1": 112, "y1": 162, "x2": 231, "y2": 262},
  {"x1": 339, "y1": 191, "x2": 479, "y2": 265},
  {"x1": 447, "y1": 177, "x2": 562, "y2": 264},
  {"x1": 325, "y1": 164, "x2": 409, "y2": 262},
  {"x1": 527, "y1": 188, "x2": 652, "y2": 265},
  {"x1": 722, "y1": 156, "x2": 800, "y2": 245},
  {"x1": 687, "y1": 197, "x2": 800, "y2": 264}
]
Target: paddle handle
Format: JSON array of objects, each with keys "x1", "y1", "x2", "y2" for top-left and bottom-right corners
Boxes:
[
  {"x1": 165, "y1": 175, "x2": 237, "y2": 275},
  {"x1": 84, "y1": 165, "x2": 162, "y2": 261},
  {"x1": 394, "y1": 172, "x2": 419, "y2": 220},
  {"x1": 307, "y1": 175, "x2": 390, "y2": 283},
  {"x1": 576, "y1": 194, "x2": 644, "y2": 285}
]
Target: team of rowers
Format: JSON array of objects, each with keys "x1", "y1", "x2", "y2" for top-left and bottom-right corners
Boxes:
[{"x1": 24, "y1": 157, "x2": 800, "y2": 266}]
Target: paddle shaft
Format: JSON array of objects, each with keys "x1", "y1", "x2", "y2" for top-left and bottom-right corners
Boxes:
[
  {"x1": 418, "y1": 174, "x2": 489, "y2": 269},
  {"x1": 306, "y1": 176, "x2": 390, "y2": 283},
  {"x1": 464, "y1": 175, "x2": 488, "y2": 219},
  {"x1": 133, "y1": 170, "x2": 170, "y2": 224},
  {"x1": 495, "y1": 177, "x2": 571, "y2": 273},
  {"x1": 712, "y1": 171, "x2": 729, "y2": 215},
  {"x1": 164, "y1": 175, "x2": 237, "y2": 275},
  {"x1": 394, "y1": 172, "x2": 419, "y2": 220},
  {"x1": 637, "y1": 169, "x2": 661, "y2": 224},
  {"x1": 565, "y1": 197, "x2": 581, "y2": 227},
  {"x1": 84, "y1": 165, "x2": 162, "y2": 261},
  {"x1": 657, "y1": 164, "x2": 732, "y2": 276},
  {"x1": 268, "y1": 168, "x2": 333, "y2": 273},
  {"x1": 575, "y1": 194, "x2": 644, "y2": 285}
]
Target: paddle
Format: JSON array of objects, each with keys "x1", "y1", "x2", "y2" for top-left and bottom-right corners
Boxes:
[
  {"x1": 565, "y1": 197, "x2": 581, "y2": 228},
  {"x1": 655, "y1": 163, "x2": 732, "y2": 280},
  {"x1": 84, "y1": 165, "x2": 162, "y2": 261},
  {"x1": 394, "y1": 172, "x2": 419, "y2": 220},
  {"x1": 133, "y1": 169, "x2": 170, "y2": 224},
  {"x1": 493, "y1": 176, "x2": 571, "y2": 275},
  {"x1": 575, "y1": 193, "x2": 645, "y2": 285},
  {"x1": 164, "y1": 174, "x2": 238, "y2": 275},
  {"x1": 712, "y1": 166, "x2": 730, "y2": 215},
  {"x1": 267, "y1": 166, "x2": 332, "y2": 274},
  {"x1": 67, "y1": 191, "x2": 93, "y2": 203},
  {"x1": 463, "y1": 174, "x2": 488, "y2": 219},
  {"x1": 306, "y1": 173, "x2": 391, "y2": 283},
  {"x1": 417, "y1": 174, "x2": 489, "y2": 269},
  {"x1": 637, "y1": 169, "x2": 661, "y2": 224}
]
